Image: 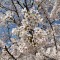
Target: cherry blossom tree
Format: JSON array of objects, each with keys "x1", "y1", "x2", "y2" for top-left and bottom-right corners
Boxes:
[{"x1": 0, "y1": 0, "x2": 60, "y2": 60}]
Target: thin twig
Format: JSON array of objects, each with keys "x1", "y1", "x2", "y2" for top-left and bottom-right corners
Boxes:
[
  {"x1": 17, "y1": 1, "x2": 24, "y2": 9},
  {"x1": 5, "y1": 46, "x2": 17, "y2": 60},
  {"x1": 24, "y1": 0, "x2": 29, "y2": 11},
  {"x1": 11, "y1": 0, "x2": 20, "y2": 18},
  {"x1": 11, "y1": 0, "x2": 21, "y2": 26},
  {"x1": 38, "y1": 1, "x2": 57, "y2": 52}
]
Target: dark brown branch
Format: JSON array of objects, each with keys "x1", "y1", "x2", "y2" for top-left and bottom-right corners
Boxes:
[
  {"x1": 28, "y1": 29, "x2": 34, "y2": 43},
  {"x1": 28, "y1": 0, "x2": 34, "y2": 8},
  {"x1": 24, "y1": 0, "x2": 29, "y2": 12},
  {"x1": 11, "y1": 0, "x2": 20, "y2": 18},
  {"x1": 41, "y1": 7, "x2": 57, "y2": 51},
  {"x1": 11, "y1": 0, "x2": 21, "y2": 26},
  {"x1": 38, "y1": 1, "x2": 57, "y2": 51},
  {"x1": 5, "y1": 46, "x2": 17, "y2": 60},
  {"x1": 17, "y1": 1, "x2": 24, "y2": 9}
]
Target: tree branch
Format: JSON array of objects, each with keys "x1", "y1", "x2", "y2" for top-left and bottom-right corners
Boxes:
[
  {"x1": 24, "y1": 0, "x2": 29, "y2": 12},
  {"x1": 17, "y1": 1, "x2": 24, "y2": 9},
  {"x1": 5, "y1": 46, "x2": 17, "y2": 60},
  {"x1": 11, "y1": 0, "x2": 21, "y2": 26},
  {"x1": 38, "y1": 1, "x2": 57, "y2": 52}
]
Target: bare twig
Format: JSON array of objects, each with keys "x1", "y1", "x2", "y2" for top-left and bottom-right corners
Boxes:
[
  {"x1": 5, "y1": 46, "x2": 17, "y2": 60},
  {"x1": 11, "y1": 0, "x2": 21, "y2": 26},
  {"x1": 24, "y1": 0, "x2": 29, "y2": 12},
  {"x1": 38, "y1": 1, "x2": 57, "y2": 52},
  {"x1": 17, "y1": 0, "x2": 24, "y2": 9}
]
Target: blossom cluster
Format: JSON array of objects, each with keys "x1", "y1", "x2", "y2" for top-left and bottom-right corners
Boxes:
[
  {"x1": 0, "y1": 0, "x2": 60, "y2": 60},
  {"x1": 11, "y1": 8, "x2": 48, "y2": 58}
]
